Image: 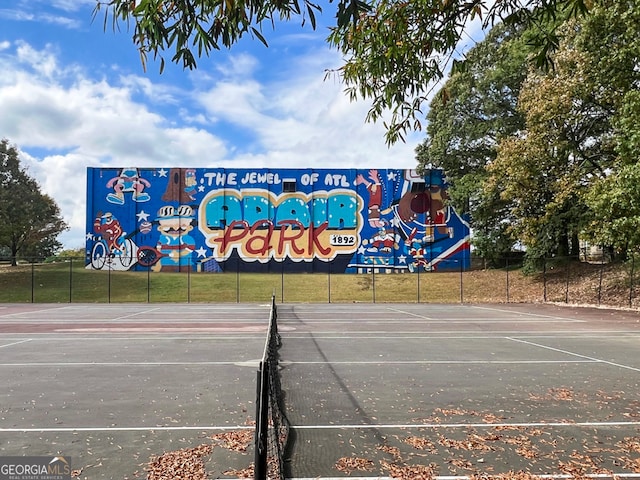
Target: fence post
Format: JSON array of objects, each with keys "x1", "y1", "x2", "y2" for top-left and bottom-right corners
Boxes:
[
  {"x1": 598, "y1": 258, "x2": 604, "y2": 306},
  {"x1": 31, "y1": 261, "x2": 35, "y2": 303},
  {"x1": 459, "y1": 260, "x2": 463, "y2": 303},
  {"x1": 69, "y1": 258, "x2": 73, "y2": 303},
  {"x1": 328, "y1": 262, "x2": 331, "y2": 304},
  {"x1": 506, "y1": 257, "x2": 510, "y2": 303},
  {"x1": 281, "y1": 262, "x2": 285, "y2": 303},
  {"x1": 108, "y1": 264, "x2": 111, "y2": 304},
  {"x1": 417, "y1": 265, "x2": 421, "y2": 304},
  {"x1": 236, "y1": 260, "x2": 240, "y2": 304},
  {"x1": 565, "y1": 259, "x2": 570, "y2": 304},
  {"x1": 187, "y1": 264, "x2": 191, "y2": 303},
  {"x1": 147, "y1": 265, "x2": 151, "y2": 303},
  {"x1": 629, "y1": 255, "x2": 635, "y2": 308},
  {"x1": 372, "y1": 266, "x2": 376, "y2": 304},
  {"x1": 543, "y1": 258, "x2": 547, "y2": 302}
]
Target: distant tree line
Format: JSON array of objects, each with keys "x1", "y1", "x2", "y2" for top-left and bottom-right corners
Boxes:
[
  {"x1": 416, "y1": 0, "x2": 640, "y2": 270},
  {"x1": 0, "y1": 139, "x2": 68, "y2": 265}
]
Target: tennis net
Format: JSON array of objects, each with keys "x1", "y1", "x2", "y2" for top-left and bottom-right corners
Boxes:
[{"x1": 254, "y1": 296, "x2": 290, "y2": 480}]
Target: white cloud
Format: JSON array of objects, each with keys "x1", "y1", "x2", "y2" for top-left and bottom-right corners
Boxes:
[
  {"x1": 14, "y1": 41, "x2": 59, "y2": 77},
  {"x1": 0, "y1": 8, "x2": 34, "y2": 21},
  {"x1": 49, "y1": 0, "x2": 95, "y2": 12},
  {"x1": 1, "y1": 39, "x2": 421, "y2": 249},
  {"x1": 0, "y1": 6, "x2": 82, "y2": 28}
]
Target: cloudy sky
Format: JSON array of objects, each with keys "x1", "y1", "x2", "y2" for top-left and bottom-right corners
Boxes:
[{"x1": 0, "y1": 0, "x2": 480, "y2": 250}]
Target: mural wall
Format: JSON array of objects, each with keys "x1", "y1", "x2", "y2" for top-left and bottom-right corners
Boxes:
[{"x1": 86, "y1": 167, "x2": 470, "y2": 273}]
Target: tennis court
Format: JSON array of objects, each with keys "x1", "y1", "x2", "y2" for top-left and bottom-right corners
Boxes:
[{"x1": 1, "y1": 302, "x2": 640, "y2": 479}]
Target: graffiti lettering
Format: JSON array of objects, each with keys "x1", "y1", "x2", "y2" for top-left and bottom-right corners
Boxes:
[
  {"x1": 198, "y1": 189, "x2": 362, "y2": 262},
  {"x1": 324, "y1": 174, "x2": 350, "y2": 187},
  {"x1": 240, "y1": 172, "x2": 281, "y2": 185}
]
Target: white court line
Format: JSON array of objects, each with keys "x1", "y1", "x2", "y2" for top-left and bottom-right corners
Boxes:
[
  {"x1": 0, "y1": 361, "x2": 260, "y2": 366},
  {"x1": 4, "y1": 419, "x2": 640, "y2": 433},
  {"x1": 292, "y1": 420, "x2": 640, "y2": 429},
  {"x1": 112, "y1": 306, "x2": 161, "y2": 321},
  {"x1": 0, "y1": 360, "x2": 597, "y2": 367},
  {"x1": 2, "y1": 332, "x2": 639, "y2": 339},
  {"x1": 281, "y1": 319, "x2": 584, "y2": 324},
  {"x1": 507, "y1": 337, "x2": 640, "y2": 373},
  {"x1": 385, "y1": 306, "x2": 435, "y2": 320},
  {"x1": 282, "y1": 360, "x2": 596, "y2": 365},
  {"x1": 0, "y1": 425, "x2": 253, "y2": 432},
  {"x1": 0, "y1": 336, "x2": 268, "y2": 341},
  {"x1": 281, "y1": 333, "x2": 640, "y2": 339},
  {"x1": 0, "y1": 306, "x2": 70, "y2": 318},
  {"x1": 327, "y1": 304, "x2": 586, "y2": 322},
  {"x1": 0, "y1": 339, "x2": 32, "y2": 349},
  {"x1": 471, "y1": 304, "x2": 587, "y2": 322}
]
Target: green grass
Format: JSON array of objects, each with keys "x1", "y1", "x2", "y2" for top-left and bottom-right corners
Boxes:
[
  {"x1": 0, "y1": 259, "x2": 636, "y2": 307},
  {"x1": 0, "y1": 261, "x2": 534, "y2": 304}
]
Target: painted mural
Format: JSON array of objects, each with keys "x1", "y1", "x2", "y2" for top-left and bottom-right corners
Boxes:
[{"x1": 85, "y1": 167, "x2": 470, "y2": 273}]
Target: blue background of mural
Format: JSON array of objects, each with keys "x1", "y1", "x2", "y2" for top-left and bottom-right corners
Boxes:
[{"x1": 86, "y1": 167, "x2": 470, "y2": 272}]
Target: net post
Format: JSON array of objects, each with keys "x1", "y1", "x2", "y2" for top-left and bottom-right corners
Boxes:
[{"x1": 254, "y1": 361, "x2": 268, "y2": 480}]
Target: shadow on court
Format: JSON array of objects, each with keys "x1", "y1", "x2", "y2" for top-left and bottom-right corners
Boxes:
[
  {"x1": 2, "y1": 302, "x2": 640, "y2": 479},
  {"x1": 277, "y1": 303, "x2": 640, "y2": 479}
]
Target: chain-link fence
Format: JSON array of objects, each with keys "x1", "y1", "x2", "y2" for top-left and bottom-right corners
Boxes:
[{"x1": 0, "y1": 255, "x2": 638, "y2": 308}]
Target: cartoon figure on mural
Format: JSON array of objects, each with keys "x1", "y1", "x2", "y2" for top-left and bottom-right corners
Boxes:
[
  {"x1": 355, "y1": 169, "x2": 385, "y2": 227},
  {"x1": 90, "y1": 212, "x2": 135, "y2": 269},
  {"x1": 151, "y1": 205, "x2": 196, "y2": 272},
  {"x1": 404, "y1": 227, "x2": 433, "y2": 272},
  {"x1": 162, "y1": 168, "x2": 199, "y2": 203},
  {"x1": 106, "y1": 168, "x2": 151, "y2": 205},
  {"x1": 86, "y1": 167, "x2": 470, "y2": 273},
  {"x1": 184, "y1": 169, "x2": 197, "y2": 201},
  {"x1": 352, "y1": 168, "x2": 461, "y2": 272},
  {"x1": 365, "y1": 221, "x2": 399, "y2": 253},
  {"x1": 93, "y1": 212, "x2": 124, "y2": 254}
]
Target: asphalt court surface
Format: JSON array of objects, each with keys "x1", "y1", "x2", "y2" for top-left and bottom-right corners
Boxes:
[{"x1": 1, "y1": 303, "x2": 640, "y2": 479}]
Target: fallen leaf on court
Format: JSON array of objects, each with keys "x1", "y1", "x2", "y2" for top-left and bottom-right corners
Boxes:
[
  {"x1": 516, "y1": 444, "x2": 538, "y2": 459},
  {"x1": 434, "y1": 408, "x2": 472, "y2": 417},
  {"x1": 381, "y1": 460, "x2": 437, "y2": 479},
  {"x1": 438, "y1": 435, "x2": 494, "y2": 452},
  {"x1": 378, "y1": 444, "x2": 403, "y2": 460},
  {"x1": 404, "y1": 435, "x2": 436, "y2": 451},
  {"x1": 469, "y1": 472, "x2": 543, "y2": 479},
  {"x1": 447, "y1": 457, "x2": 475, "y2": 471},
  {"x1": 223, "y1": 466, "x2": 254, "y2": 477},
  {"x1": 210, "y1": 430, "x2": 253, "y2": 452},
  {"x1": 482, "y1": 413, "x2": 506, "y2": 423},
  {"x1": 617, "y1": 437, "x2": 640, "y2": 453},
  {"x1": 335, "y1": 456, "x2": 374, "y2": 473},
  {"x1": 145, "y1": 444, "x2": 214, "y2": 480}
]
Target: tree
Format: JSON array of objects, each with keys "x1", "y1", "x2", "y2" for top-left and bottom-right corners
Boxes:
[
  {"x1": 490, "y1": 0, "x2": 640, "y2": 264},
  {"x1": 415, "y1": 21, "x2": 530, "y2": 265},
  {"x1": 0, "y1": 139, "x2": 68, "y2": 266},
  {"x1": 577, "y1": 1, "x2": 640, "y2": 256},
  {"x1": 94, "y1": 0, "x2": 591, "y2": 144}
]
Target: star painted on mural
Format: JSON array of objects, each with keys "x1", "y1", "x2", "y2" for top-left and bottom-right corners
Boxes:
[
  {"x1": 357, "y1": 245, "x2": 367, "y2": 255},
  {"x1": 387, "y1": 171, "x2": 397, "y2": 181},
  {"x1": 198, "y1": 185, "x2": 205, "y2": 192},
  {"x1": 397, "y1": 254, "x2": 407, "y2": 264},
  {"x1": 158, "y1": 168, "x2": 168, "y2": 177},
  {"x1": 85, "y1": 232, "x2": 94, "y2": 241},
  {"x1": 136, "y1": 210, "x2": 150, "y2": 222},
  {"x1": 195, "y1": 246, "x2": 208, "y2": 258},
  {"x1": 389, "y1": 216, "x2": 401, "y2": 228}
]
